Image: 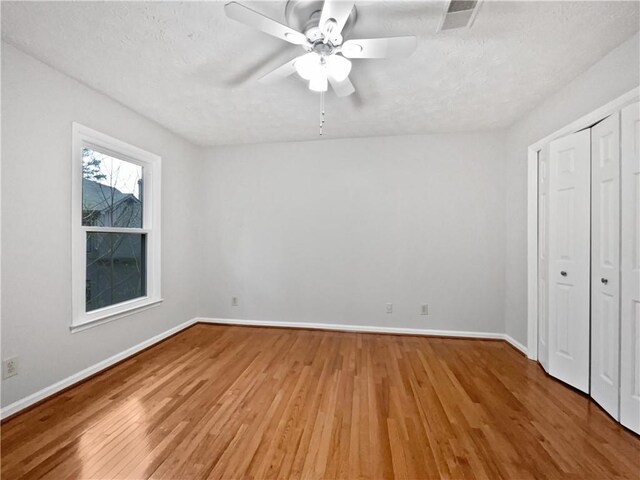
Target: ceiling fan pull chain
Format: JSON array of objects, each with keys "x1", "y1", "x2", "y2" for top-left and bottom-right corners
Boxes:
[
  {"x1": 319, "y1": 91, "x2": 322, "y2": 136},
  {"x1": 319, "y1": 90, "x2": 326, "y2": 136}
]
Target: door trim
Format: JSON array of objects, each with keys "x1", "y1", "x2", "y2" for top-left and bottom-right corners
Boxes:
[{"x1": 527, "y1": 87, "x2": 639, "y2": 360}]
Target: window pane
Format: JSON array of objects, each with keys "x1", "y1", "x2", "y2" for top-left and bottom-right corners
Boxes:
[
  {"x1": 86, "y1": 232, "x2": 146, "y2": 312},
  {"x1": 82, "y1": 148, "x2": 143, "y2": 228}
]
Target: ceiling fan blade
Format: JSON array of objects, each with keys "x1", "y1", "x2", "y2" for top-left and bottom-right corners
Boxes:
[
  {"x1": 328, "y1": 75, "x2": 355, "y2": 97},
  {"x1": 319, "y1": 0, "x2": 355, "y2": 36},
  {"x1": 223, "y1": 44, "x2": 301, "y2": 86},
  {"x1": 224, "y1": 2, "x2": 308, "y2": 46},
  {"x1": 258, "y1": 56, "x2": 302, "y2": 84},
  {"x1": 342, "y1": 36, "x2": 417, "y2": 59}
]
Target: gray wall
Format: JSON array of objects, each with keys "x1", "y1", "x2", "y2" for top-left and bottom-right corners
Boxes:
[
  {"x1": 1, "y1": 43, "x2": 203, "y2": 407},
  {"x1": 503, "y1": 32, "x2": 640, "y2": 345},
  {"x1": 199, "y1": 133, "x2": 507, "y2": 334}
]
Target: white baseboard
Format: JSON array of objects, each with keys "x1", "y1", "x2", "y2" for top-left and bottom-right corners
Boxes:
[
  {"x1": 503, "y1": 335, "x2": 528, "y2": 356},
  {"x1": 198, "y1": 318, "x2": 529, "y2": 356},
  {"x1": 1, "y1": 318, "x2": 197, "y2": 420}
]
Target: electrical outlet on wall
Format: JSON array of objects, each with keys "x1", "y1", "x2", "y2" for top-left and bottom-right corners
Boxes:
[
  {"x1": 2, "y1": 357, "x2": 18, "y2": 379},
  {"x1": 232, "y1": 296, "x2": 239, "y2": 307},
  {"x1": 386, "y1": 303, "x2": 393, "y2": 314},
  {"x1": 421, "y1": 304, "x2": 429, "y2": 315}
]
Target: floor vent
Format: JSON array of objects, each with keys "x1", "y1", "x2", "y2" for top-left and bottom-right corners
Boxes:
[{"x1": 438, "y1": 0, "x2": 482, "y2": 31}]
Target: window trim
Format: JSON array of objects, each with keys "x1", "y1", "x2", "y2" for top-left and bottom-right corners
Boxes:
[{"x1": 71, "y1": 123, "x2": 162, "y2": 332}]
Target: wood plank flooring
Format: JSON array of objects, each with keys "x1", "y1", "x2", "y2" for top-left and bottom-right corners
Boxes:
[{"x1": 2, "y1": 324, "x2": 639, "y2": 479}]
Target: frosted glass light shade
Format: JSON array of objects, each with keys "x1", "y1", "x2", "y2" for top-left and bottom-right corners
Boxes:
[
  {"x1": 295, "y1": 53, "x2": 322, "y2": 81},
  {"x1": 309, "y1": 70, "x2": 328, "y2": 92},
  {"x1": 326, "y1": 55, "x2": 352, "y2": 82}
]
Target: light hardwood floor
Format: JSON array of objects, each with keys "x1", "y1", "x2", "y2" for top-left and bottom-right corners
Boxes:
[{"x1": 2, "y1": 324, "x2": 639, "y2": 479}]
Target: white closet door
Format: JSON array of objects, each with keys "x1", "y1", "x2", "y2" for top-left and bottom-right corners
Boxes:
[
  {"x1": 590, "y1": 113, "x2": 620, "y2": 419},
  {"x1": 620, "y1": 101, "x2": 640, "y2": 434},
  {"x1": 548, "y1": 129, "x2": 591, "y2": 393},
  {"x1": 538, "y1": 146, "x2": 550, "y2": 372}
]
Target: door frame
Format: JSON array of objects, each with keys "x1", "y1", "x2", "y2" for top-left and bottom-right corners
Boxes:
[{"x1": 526, "y1": 87, "x2": 639, "y2": 360}]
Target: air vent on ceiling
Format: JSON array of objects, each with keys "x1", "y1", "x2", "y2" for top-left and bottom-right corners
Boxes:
[{"x1": 437, "y1": 0, "x2": 482, "y2": 31}]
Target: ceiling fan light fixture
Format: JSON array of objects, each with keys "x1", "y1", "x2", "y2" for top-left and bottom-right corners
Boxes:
[
  {"x1": 294, "y1": 52, "x2": 322, "y2": 80},
  {"x1": 326, "y1": 54, "x2": 351, "y2": 82},
  {"x1": 308, "y1": 70, "x2": 328, "y2": 92}
]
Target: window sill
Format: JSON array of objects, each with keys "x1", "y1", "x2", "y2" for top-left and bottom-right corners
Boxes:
[{"x1": 70, "y1": 298, "x2": 164, "y2": 333}]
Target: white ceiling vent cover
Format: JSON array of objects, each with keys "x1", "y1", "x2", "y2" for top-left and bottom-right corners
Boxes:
[{"x1": 437, "y1": 0, "x2": 482, "y2": 31}]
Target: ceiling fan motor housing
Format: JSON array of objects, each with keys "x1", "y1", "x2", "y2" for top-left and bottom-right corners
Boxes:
[{"x1": 311, "y1": 42, "x2": 334, "y2": 56}]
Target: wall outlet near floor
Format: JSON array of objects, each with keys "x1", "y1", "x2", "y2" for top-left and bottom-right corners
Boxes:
[
  {"x1": 386, "y1": 303, "x2": 393, "y2": 314},
  {"x1": 3, "y1": 357, "x2": 18, "y2": 379},
  {"x1": 421, "y1": 304, "x2": 429, "y2": 315},
  {"x1": 232, "y1": 296, "x2": 239, "y2": 307}
]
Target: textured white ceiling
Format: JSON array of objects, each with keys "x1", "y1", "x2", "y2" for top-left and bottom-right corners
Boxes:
[{"x1": 2, "y1": 1, "x2": 639, "y2": 146}]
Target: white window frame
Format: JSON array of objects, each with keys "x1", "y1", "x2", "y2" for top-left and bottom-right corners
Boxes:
[{"x1": 71, "y1": 123, "x2": 162, "y2": 332}]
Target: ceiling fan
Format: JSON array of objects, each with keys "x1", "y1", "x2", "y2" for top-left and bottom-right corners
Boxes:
[{"x1": 224, "y1": 0, "x2": 418, "y2": 98}]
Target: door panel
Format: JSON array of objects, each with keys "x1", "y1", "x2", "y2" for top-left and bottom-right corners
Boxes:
[
  {"x1": 548, "y1": 130, "x2": 591, "y2": 393},
  {"x1": 556, "y1": 284, "x2": 572, "y2": 356},
  {"x1": 590, "y1": 113, "x2": 620, "y2": 420},
  {"x1": 621, "y1": 101, "x2": 640, "y2": 434},
  {"x1": 538, "y1": 147, "x2": 550, "y2": 372}
]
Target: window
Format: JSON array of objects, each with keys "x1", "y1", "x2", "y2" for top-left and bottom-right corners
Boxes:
[{"x1": 72, "y1": 123, "x2": 161, "y2": 330}]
